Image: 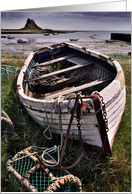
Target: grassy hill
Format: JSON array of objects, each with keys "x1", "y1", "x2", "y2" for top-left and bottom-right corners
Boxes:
[{"x1": 20, "y1": 18, "x2": 42, "y2": 31}]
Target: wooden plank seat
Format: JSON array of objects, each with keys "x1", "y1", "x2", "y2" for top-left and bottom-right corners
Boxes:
[
  {"x1": 25, "y1": 61, "x2": 94, "y2": 83},
  {"x1": 67, "y1": 56, "x2": 90, "y2": 65},
  {"x1": 33, "y1": 54, "x2": 76, "y2": 68},
  {"x1": 45, "y1": 76, "x2": 114, "y2": 99}
]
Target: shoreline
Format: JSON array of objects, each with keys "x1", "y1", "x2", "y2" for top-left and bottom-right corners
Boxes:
[
  {"x1": 0, "y1": 29, "x2": 103, "y2": 34},
  {"x1": 1, "y1": 41, "x2": 131, "y2": 56},
  {"x1": 1, "y1": 32, "x2": 131, "y2": 56},
  {"x1": 1, "y1": 29, "x2": 131, "y2": 34},
  {"x1": 1, "y1": 29, "x2": 77, "y2": 34}
]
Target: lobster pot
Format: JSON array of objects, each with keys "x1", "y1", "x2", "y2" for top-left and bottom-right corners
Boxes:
[
  {"x1": 6, "y1": 147, "x2": 81, "y2": 192},
  {"x1": 1, "y1": 109, "x2": 15, "y2": 138},
  {"x1": 1, "y1": 68, "x2": 8, "y2": 77},
  {"x1": 1, "y1": 65, "x2": 21, "y2": 78}
]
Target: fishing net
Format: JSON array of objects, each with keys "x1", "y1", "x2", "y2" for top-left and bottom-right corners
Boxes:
[
  {"x1": 1, "y1": 68, "x2": 8, "y2": 77},
  {"x1": 1, "y1": 65, "x2": 21, "y2": 78},
  {"x1": 1, "y1": 109, "x2": 15, "y2": 138},
  {"x1": 6, "y1": 147, "x2": 81, "y2": 192}
]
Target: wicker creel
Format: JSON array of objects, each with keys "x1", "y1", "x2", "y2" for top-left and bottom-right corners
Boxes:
[
  {"x1": 1, "y1": 109, "x2": 15, "y2": 138},
  {"x1": 1, "y1": 65, "x2": 21, "y2": 78},
  {"x1": 6, "y1": 146, "x2": 81, "y2": 192}
]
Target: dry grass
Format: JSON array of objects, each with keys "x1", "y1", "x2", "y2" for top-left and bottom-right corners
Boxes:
[{"x1": 1, "y1": 53, "x2": 27, "y2": 68}]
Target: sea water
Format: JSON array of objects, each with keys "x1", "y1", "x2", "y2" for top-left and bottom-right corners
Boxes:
[{"x1": 1, "y1": 31, "x2": 131, "y2": 55}]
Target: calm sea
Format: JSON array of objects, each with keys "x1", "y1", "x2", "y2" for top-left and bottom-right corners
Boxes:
[{"x1": 1, "y1": 31, "x2": 131, "y2": 55}]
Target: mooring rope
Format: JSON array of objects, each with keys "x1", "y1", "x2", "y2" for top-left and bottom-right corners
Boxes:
[
  {"x1": 42, "y1": 95, "x2": 65, "y2": 167},
  {"x1": 43, "y1": 101, "x2": 53, "y2": 140},
  {"x1": 41, "y1": 145, "x2": 60, "y2": 167}
]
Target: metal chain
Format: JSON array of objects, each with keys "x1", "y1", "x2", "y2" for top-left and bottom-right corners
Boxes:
[
  {"x1": 92, "y1": 91, "x2": 109, "y2": 132},
  {"x1": 76, "y1": 100, "x2": 95, "y2": 162}
]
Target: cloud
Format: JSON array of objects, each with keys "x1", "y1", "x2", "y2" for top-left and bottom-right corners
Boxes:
[{"x1": 1, "y1": 12, "x2": 131, "y2": 30}]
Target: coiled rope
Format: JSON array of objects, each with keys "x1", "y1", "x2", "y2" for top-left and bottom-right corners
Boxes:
[{"x1": 42, "y1": 95, "x2": 65, "y2": 167}]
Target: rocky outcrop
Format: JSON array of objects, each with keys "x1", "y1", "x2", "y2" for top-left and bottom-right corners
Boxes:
[{"x1": 22, "y1": 18, "x2": 42, "y2": 30}]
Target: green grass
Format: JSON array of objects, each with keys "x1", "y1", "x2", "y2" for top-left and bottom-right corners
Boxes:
[{"x1": 1, "y1": 53, "x2": 131, "y2": 192}]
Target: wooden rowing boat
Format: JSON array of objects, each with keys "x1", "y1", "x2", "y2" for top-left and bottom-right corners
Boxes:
[
  {"x1": 44, "y1": 33, "x2": 50, "y2": 36},
  {"x1": 7, "y1": 35, "x2": 15, "y2": 39},
  {"x1": 17, "y1": 38, "x2": 28, "y2": 43},
  {"x1": 69, "y1": 38, "x2": 79, "y2": 41},
  {"x1": 17, "y1": 42, "x2": 126, "y2": 153}
]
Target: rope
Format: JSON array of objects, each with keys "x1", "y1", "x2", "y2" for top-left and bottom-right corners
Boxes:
[
  {"x1": 42, "y1": 96, "x2": 65, "y2": 167},
  {"x1": 64, "y1": 93, "x2": 77, "y2": 115},
  {"x1": 56, "y1": 95, "x2": 64, "y2": 150},
  {"x1": 30, "y1": 145, "x2": 60, "y2": 167},
  {"x1": 41, "y1": 145, "x2": 60, "y2": 167},
  {"x1": 43, "y1": 96, "x2": 64, "y2": 141},
  {"x1": 43, "y1": 101, "x2": 54, "y2": 140}
]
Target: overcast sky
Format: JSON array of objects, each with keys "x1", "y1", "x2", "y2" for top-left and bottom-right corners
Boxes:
[{"x1": 1, "y1": 12, "x2": 131, "y2": 31}]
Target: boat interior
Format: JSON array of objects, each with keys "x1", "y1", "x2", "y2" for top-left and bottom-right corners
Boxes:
[{"x1": 24, "y1": 43, "x2": 117, "y2": 99}]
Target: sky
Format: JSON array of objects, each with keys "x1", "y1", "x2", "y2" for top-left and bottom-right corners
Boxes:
[{"x1": 1, "y1": 12, "x2": 131, "y2": 31}]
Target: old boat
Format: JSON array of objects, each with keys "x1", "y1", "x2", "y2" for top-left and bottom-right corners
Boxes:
[
  {"x1": 7, "y1": 35, "x2": 15, "y2": 39},
  {"x1": 69, "y1": 38, "x2": 79, "y2": 41},
  {"x1": 17, "y1": 42, "x2": 126, "y2": 153},
  {"x1": 17, "y1": 38, "x2": 28, "y2": 43},
  {"x1": 90, "y1": 36, "x2": 95, "y2": 39},
  {"x1": 44, "y1": 33, "x2": 50, "y2": 36}
]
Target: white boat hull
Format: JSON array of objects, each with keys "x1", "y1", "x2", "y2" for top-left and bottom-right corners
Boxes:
[
  {"x1": 17, "y1": 42, "x2": 126, "y2": 152},
  {"x1": 26, "y1": 107, "x2": 103, "y2": 147}
]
